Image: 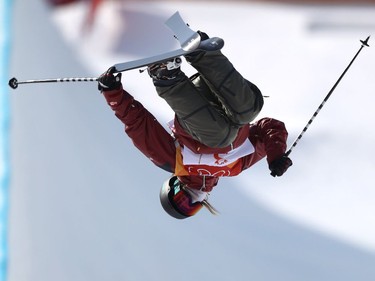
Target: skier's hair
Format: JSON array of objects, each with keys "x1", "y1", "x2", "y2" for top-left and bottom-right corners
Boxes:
[
  {"x1": 201, "y1": 199, "x2": 220, "y2": 216},
  {"x1": 182, "y1": 182, "x2": 220, "y2": 216}
]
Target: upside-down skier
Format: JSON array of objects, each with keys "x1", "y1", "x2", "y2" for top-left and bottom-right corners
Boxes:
[{"x1": 98, "y1": 32, "x2": 293, "y2": 219}]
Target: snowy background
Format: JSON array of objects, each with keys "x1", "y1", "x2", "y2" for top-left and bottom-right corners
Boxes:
[{"x1": 8, "y1": 1, "x2": 375, "y2": 281}]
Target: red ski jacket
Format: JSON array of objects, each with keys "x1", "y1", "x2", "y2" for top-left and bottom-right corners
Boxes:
[{"x1": 103, "y1": 87, "x2": 288, "y2": 192}]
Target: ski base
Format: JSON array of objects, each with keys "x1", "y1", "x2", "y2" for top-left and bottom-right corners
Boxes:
[{"x1": 113, "y1": 37, "x2": 224, "y2": 73}]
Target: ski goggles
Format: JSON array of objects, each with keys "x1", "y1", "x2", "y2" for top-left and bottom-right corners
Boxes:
[{"x1": 168, "y1": 178, "x2": 203, "y2": 217}]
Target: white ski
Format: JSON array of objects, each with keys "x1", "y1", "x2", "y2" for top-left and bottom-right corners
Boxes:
[{"x1": 113, "y1": 11, "x2": 223, "y2": 73}]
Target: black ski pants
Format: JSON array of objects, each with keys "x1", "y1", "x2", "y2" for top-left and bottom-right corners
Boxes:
[{"x1": 155, "y1": 50, "x2": 264, "y2": 148}]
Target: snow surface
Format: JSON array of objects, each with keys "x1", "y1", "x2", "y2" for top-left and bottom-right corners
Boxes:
[{"x1": 8, "y1": 1, "x2": 375, "y2": 281}]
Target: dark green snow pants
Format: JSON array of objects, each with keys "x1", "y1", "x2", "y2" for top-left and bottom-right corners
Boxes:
[{"x1": 155, "y1": 51, "x2": 264, "y2": 148}]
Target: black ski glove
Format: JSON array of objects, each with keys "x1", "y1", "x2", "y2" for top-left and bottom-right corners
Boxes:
[
  {"x1": 197, "y1": 30, "x2": 209, "y2": 41},
  {"x1": 269, "y1": 155, "x2": 293, "y2": 177},
  {"x1": 98, "y1": 66, "x2": 122, "y2": 91}
]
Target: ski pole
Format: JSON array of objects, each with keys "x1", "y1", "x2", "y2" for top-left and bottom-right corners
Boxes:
[
  {"x1": 286, "y1": 36, "x2": 370, "y2": 157},
  {"x1": 8, "y1": 77, "x2": 98, "y2": 90}
]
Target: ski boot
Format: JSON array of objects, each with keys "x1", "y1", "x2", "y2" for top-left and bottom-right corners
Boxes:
[{"x1": 147, "y1": 57, "x2": 184, "y2": 87}]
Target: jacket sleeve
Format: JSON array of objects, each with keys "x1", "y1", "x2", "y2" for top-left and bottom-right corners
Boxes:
[
  {"x1": 248, "y1": 117, "x2": 288, "y2": 165},
  {"x1": 102, "y1": 86, "x2": 176, "y2": 173}
]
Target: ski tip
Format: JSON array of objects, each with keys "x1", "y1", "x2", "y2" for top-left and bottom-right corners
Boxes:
[{"x1": 360, "y1": 36, "x2": 370, "y2": 47}]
